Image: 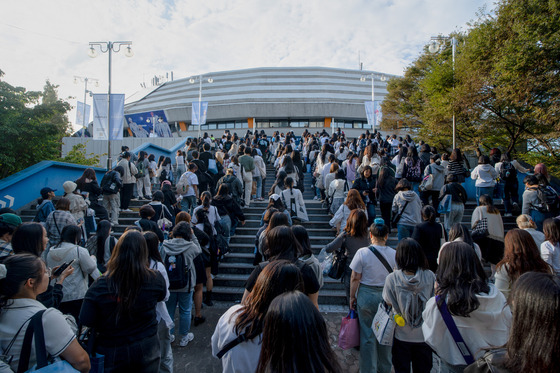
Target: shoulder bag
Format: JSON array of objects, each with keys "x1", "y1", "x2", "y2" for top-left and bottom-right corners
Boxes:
[
  {"x1": 327, "y1": 235, "x2": 347, "y2": 280},
  {"x1": 391, "y1": 200, "x2": 410, "y2": 229},
  {"x1": 435, "y1": 294, "x2": 475, "y2": 365}
]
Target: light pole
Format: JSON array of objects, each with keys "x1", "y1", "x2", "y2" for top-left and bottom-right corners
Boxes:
[
  {"x1": 73, "y1": 76, "x2": 99, "y2": 141},
  {"x1": 360, "y1": 73, "x2": 386, "y2": 130},
  {"x1": 428, "y1": 36, "x2": 458, "y2": 149},
  {"x1": 88, "y1": 41, "x2": 133, "y2": 169},
  {"x1": 189, "y1": 75, "x2": 213, "y2": 140}
]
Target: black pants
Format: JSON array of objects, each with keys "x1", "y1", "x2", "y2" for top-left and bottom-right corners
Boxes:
[
  {"x1": 420, "y1": 190, "x2": 440, "y2": 215},
  {"x1": 90, "y1": 200, "x2": 108, "y2": 221},
  {"x1": 59, "y1": 299, "x2": 83, "y2": 323},
  {"x1": 379, "y1": 202, "x2": 392, "y2": 232},
  {"x1": 392, "y1": 338, "x2": 433, "y2": 373},
  {"x1": 120, "y1": 184, "x2": 134, "y2": 209},
  {"x1": 97, "y1": 334, "x2": 160, "y2": 373}
]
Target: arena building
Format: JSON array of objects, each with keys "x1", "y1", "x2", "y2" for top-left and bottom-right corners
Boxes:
[{"x1": 123, "y1": 66, "x2": 395, "y2": 138}]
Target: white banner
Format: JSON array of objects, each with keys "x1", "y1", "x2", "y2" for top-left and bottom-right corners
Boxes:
[
  {"x1": 192, "y1": 101, "x2": 208, "y2": 125},
  {"x1": 364, "y1": 101, "x2": 382, "y2": 128},
  {"x1": 92, "y1": 94, "x2": 125, "y2": 140},
  {"x1": 76, "y1": 101, "x2": 91, "y2": 127}
]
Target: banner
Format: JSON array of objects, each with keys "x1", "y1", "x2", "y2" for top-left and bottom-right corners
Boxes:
[
  {"x1": 92, "y1": 94, "x2": 125, "y2": 140},
  {"x1": 192, "y1": 101, "x2": 208, "y2": 125},
  {"x1": 124, "y1": 110, "x2": 171, "y2": 138},
  {"x1": 364, "y1": 101, "x2": 383, "y2": 128},
  {"x1": 76, "y1": 101, "x2": 91, "y2": 127}
]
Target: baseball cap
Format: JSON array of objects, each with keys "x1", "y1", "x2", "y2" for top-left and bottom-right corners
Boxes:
[
  {"x1": 269, "y1": 194, "x2": 281, "y2": 201},
  {"x1": 40, "y1": 187, "x2": 57, "y2": 199},
  {"x1": 0, "y1": 213, "x2": 22, "y2": 228}
]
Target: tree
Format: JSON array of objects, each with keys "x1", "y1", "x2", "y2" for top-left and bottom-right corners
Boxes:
[
  {"x1": 59, "y1": 143, "x2": 100, "y2": 166},
  {"x1": 0, "y1": 70, "x2": 72, "y2": 179}
]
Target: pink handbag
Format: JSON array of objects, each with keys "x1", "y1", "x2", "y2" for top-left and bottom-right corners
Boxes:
[{"x1": 338, "y1": 310, "x2": 360, "y2": 350}]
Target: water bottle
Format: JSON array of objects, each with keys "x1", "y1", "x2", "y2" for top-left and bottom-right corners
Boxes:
[{"x1": 393, "y1": 313, "x2": 405, "y2": 327}]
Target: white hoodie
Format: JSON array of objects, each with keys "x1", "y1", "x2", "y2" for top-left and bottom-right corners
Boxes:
[{"x1": 471, "y1": 164, "x2": 498, "y2": 187}]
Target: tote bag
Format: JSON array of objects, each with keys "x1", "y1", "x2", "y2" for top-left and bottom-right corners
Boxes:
[{"x1": 371, "y1": 301, "x2": 396, "y2": 346}]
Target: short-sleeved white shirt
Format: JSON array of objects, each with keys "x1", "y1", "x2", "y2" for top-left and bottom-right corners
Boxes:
[
  {"x1": 183, "y1": 172, "x2": 199, "y2": 197},
  {"x1": 0, "y1": 299, "x2": 76, "y2": 371},
  {"x1": 350, "y1": 245, "x2": 396, "y2": 287}
]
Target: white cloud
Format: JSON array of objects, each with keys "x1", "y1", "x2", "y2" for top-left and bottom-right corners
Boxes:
[{"x1": 1, "y1": 0, "x2": 495, "y2": 130}]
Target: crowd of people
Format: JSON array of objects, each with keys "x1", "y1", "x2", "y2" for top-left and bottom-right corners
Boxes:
[{"x1": 0, "y1": 128, "x2": 559, "y2": 373}]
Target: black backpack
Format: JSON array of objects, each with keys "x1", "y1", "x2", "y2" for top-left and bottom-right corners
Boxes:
[
  {"x1": 536, "y1": 186, "x2": 560, "y2": 214},
  {"x1": 165, "y1": 252, "x2": 191, "y2": 290},
  {"x1": 499, "y1": 162, "x2": 517, "y2": 182}
]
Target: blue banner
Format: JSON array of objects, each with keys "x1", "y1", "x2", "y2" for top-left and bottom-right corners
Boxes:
[
  {"x1": 92, "y1": 94, "x2": 125, "y2": 140},
  {"x1": 125, "y1": 110, "x2": 171, "y2": 138},
  {"x1": 76, "y1": 101, "x2": 91, "y2": 127},
  {"x1": 192, "y1": 101, "x2": 208, "y2": 125}
]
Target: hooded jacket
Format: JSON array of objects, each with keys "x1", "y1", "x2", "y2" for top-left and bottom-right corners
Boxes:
[
  {"x1": 383, "y1": 268, "x2": 436, "y2": 342},
  {"x1": 161, "y1": 236, "x2": 202, "y2": 293},
  {"x1": 34, "y1": 200, "x2": 55, "y2": 223},
  {"x1": 46, "y1": 242, "x2": 100, "y2": 302},
  {"x1": 471, "y1": 164, "x2": 498, "y2": 187},
  {"x1": 392, "y1": 191, "x2": 422, "y2": 226},
  {"x1": 424, "y1": 163, "x2": 445, "y2": 191}
]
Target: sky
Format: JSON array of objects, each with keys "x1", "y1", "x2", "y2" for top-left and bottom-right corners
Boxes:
[{"x1": 1, "y1": 0, "x2": 496, "y2": 131}]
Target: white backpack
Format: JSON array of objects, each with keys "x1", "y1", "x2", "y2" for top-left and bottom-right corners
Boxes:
[{"x1": 176, "y1": 172, "x2": 192, "y2": 194}]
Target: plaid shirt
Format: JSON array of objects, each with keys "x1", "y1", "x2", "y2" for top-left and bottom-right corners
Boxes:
[
  {"x1": 0, "y1": 239, "x2": 13, "y2": 259},
  {"x1": 45, "y1": 210, "x2": 78, "y2": 248}
]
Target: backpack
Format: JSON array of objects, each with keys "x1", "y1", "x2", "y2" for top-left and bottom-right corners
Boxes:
[
  {"x1": 136, "y1": 161, "x2": 145, "y2": 179},
  {"x1": 499, "y1": 162, "x2": 517, "y2": 182},
  {"x1": 165, "y1": 252, "x2": 191, "y2": 290},
  {"x1": 176, "y1": 172, "x2": 192, "y2": 194},
  {"x1": 536, "y1": 185, "x2": 560, "y2": 214},
  {"x1": 405, "y1": 158, "x2": 422, "y2": 182}
]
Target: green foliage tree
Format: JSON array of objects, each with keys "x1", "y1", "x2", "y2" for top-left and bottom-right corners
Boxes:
[
  {"x1": 0, "y1": 70, "x2": 72, "y2": 179},
  {"x1": 381, "y1": 0, "x2": 560, "y2": 172},
  {"x1": 59, "y1": 143, "x2": 100, "y2": 166}
]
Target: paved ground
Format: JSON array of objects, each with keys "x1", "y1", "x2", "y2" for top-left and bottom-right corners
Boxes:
[{"x1": 171, "y1": 302, "x2": 360, "y2": 372}]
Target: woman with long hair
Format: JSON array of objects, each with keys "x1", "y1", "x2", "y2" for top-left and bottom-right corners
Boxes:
[
  {"x1": 343, "y1": 153, "x2": 359, "y2": 185},
  {"x1": 75, "y1": 167, "x2": 108, "y2": 221},
  {"x1": 257, "y1": 212, "x2": 291, "y2": 262},
  {"x1": 471, "y1": 194, "x2": 505, "y2": 277},
  {"x1": 375, "y1": 166, "x2": 397, "y2": 232},
  {"x1": 85, "y1": 220, "x2": 117, "y2": 272},
  {"x1": 447, "y1": 148, "x2": 470, "y2": 183},
  {"x1": 47, "y1": 224, "x2": 100, "y2": 321},
  {"x1": 80, "y1": 230, "x2": 167, "y2": 372},
  {"x1": 256, "y1": 291, "x2": 341, "y2": 373},
  {"x1": 325, "y1": 209, "x2": 370, "y2": 303},
  {"x1": 412, "y1": 205, "x2": 447, "y2": 272},
  {"x1": 330, "y1": 189, "x2": 366, "y2": 233},
  {"x1": 402, "y1": 147, "x2": 424, "y2": 192},
  {"x1": 422, "y1": 242, "x2": 511, "y2": 373},
  {"x1": 495, "y1": 229, "x2": 551, "y2": 297},
  {"x1": 136, "y1": 151, "x2": 152, "y2": 200},
  {"x1": 392, "y1": 178, "x2": 423, "y2": 241},
  {"x1": 279, "y1": 177, "x2": 309, "y2": 222},
  {"x1": 540, "y1": 218, "x2": 560, "y2": 276},
  {"x1": 213, "y1": 183, "x2": 245, "y2": 245},
  {"x1": 392, "y1": 146, "x2": 408, "y2": 180},
  {"x1": 245, "y1": 226, "x2": 320, "y2": 308},
  {"x1": 464, "y1": 272, "x2": 560, "y2": 373},
  {"x1": 292, "y1": 225, "x2": 323, "y2": 287},
  {"x1": 212, "y1": 260, "x2": 304, "y2": 373},
  {"x1": 352, "y1": 165, "x2": 377, "y2": 225},
  {"x1": 438, "y1": 223, "x2": 483, "y2": 263},
  {"x1": 278, "y1": 155, "x2": 298, "y2": 187},
  {"x1": 328, "y1": 169, "x2": 349, "y2": 215},
  {"x1": 439, "y1": 173, "x2": 468, "y2": 230},
  {"x1": 269, "y1": 170, "x2": 287, "y2": 197},
  {"x1": 349, "y1": 219, "x2": 396, "y2": 373},
  {"x1": 261, "y1": 194, "x2": 292, "y2": 226},
  {"x1": 0, "y1": 254, "x2": 90, "y2": 372},
  {"x1": 383, "y1": 238, "x2": 436, "y2": 373}
]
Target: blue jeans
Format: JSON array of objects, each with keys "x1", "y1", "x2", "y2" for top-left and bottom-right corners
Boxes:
[
  {"x1": 253, "y1": 176, "x2": 262, "y2": 199},
  {"x1": 181, "y1": 195, "x2": 197, "y2": 215},
  {"x1": 476, "y1": 186, "x2": 494, "y2": 205},
  {"x1": 530, "y1": 209, "x2": 552, "y2": 232},
  {"x1": 356, "y1": 285, "x2": 392, "y2": 373},
  {"x1": 397, "y1": 224, "x2": 415, "y2": 241},
  {"x1": 220, "y1": 215, "x2": 232, "y2": 245},
  {"x1": 166, "y1": 291, "x2": 193, "y2": 337},
  {"x1": 366, "y1": 203, "x2": 377, "y2": 226}
]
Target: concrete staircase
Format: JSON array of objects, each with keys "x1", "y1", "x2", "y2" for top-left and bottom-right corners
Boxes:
[{"x1": 17, "y1": 167, "x2": 518, "y2": 306}]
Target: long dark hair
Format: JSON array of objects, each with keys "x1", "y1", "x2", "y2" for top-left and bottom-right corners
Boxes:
[
  {"x1": 436, "y1": 241, "x2": 489, "y2": 316},
  {"x1": 76, "y1": 168, "x2": 97, "y2": 186},
  {"x1": 264, "y1": 226, "x2": 302, "y2": 261},
  {"x1": 504, "y1": 272, "x2": 560, "y2": 373},
  {"x1": 106, "y1": 230, "x2": 157, "y2": 318},
  {"x1": 282, "y1": 156, "x2": 295, "y2": 174},
  {"x1": 256, "y1": 291, "x2": 341, "y2": 373},
  {"x1": 95, "y1": 220, "x2": 112, "y2": 265},
  {"x1": 0, "y1": 254, "x2": 44, "y2": 310},
  {"x1": 143, "y1": 231, "x2": 163, "y2": 263},
  {"x1": 11, "y1": 222, "x2": 45, "y2": 256},
  {"x1": 291, "y1": 225, "x2": 312, "y2": 256},
  {"x1": 234, "y1": 260, "x2": 303, "y2": 340}
]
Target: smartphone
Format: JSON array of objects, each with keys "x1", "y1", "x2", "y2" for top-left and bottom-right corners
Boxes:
[{"x1": 53, "y1": 259, "x2": 75, "y2": 277}]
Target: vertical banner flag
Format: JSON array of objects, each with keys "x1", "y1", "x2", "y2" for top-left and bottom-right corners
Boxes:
[
  {"x1": 76, "y1": 101, "x2": 91, "y2": 127},
  {"x1": 364, "y1": 101, "x2": 383, "y2": 128},
  {"x1": 92, "y1": 94, "x2": 125, "y2": 140},
  {"x1": 192, "y1": 101, "x2": 208, "y2": 125}
]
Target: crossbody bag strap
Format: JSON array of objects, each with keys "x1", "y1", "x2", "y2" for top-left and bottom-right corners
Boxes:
[
  {"x1": 216, "y1": 332, "x2": 251, "y2": 359},
  {"x1": 52, "y1": 212, "x2": 60, "y2": 235},
  {"x1": 435, "y1": 295, "x2": 475, "y2": 365},
  {"x1": 368, "y1": 245, "x2": 393, "y2": 274},
  {"x1": 17, "y1": 310, "x2": 47, "y2": 373},
  {"x1": 395, "y1": 200, "x2": 410, "y2": 222}
]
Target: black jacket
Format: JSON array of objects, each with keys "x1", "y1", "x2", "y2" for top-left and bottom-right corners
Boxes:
[
  {"x1": 138, "y1": 218, "x2": 164, "y2": 242},
  {"x1": 212, "y1": 195, "x2": 245, "y2": 223},
  {"x1": 439, "y1": 182, "x2": 468, "y2": 204},
  {"x1": 353, "y1": 176, "x2": 377, "y2": 205},
  {"x1": 100, "y1": 170, "x2": 123, "y2": 195}
]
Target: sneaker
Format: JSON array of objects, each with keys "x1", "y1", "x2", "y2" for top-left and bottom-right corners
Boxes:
[
  {"x1": 179, "y1": 333, "x2": 194, "y2": 347},
  {"x1": 313, "y1": 196, "x2": 319, "y2": 200},
  {"x1": 121, "y1": 208, "x2": 133, "y2": 213},
  {"x1": 194, "y1": 316, "x2": 206, "y2": 326},
  {"x1": 504, "y1": 213, "x2": 512, "y2": 217},
  {"x1": 170, "y1": 334, "x2": 175, "y2": 343}
]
